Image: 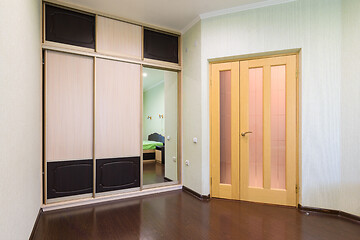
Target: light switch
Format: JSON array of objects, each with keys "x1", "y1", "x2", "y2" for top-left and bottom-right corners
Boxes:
[{"x1": 193, "y1": 137, "x2": 198, "y2": 143}]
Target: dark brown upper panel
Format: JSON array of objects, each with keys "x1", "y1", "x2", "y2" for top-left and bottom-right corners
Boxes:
[
  {"x1": 45, "y1": 5, "x2": 95, "y2": 49},
  {"x1": 144, "y1": 29, "x2": 179, "y2": 64}
]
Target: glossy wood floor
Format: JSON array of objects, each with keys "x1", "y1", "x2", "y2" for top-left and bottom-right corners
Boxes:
[{"x1": 33, "y1": 190, "x2": 360, "y2": 240}]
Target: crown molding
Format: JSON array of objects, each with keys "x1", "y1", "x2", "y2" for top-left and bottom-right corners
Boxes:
[
  {"x1": 181, "y1": 15, "x2": 201, "y2": 34},
  {"x1": 143, "y1": 79, "x2": 164, "y2": 93},
  {"x1": 199, "y1": 0, "x2": 296, "y2": 20}
]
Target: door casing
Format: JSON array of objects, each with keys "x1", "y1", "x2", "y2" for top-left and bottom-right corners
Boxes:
[{"x1": 209, "y1": 52, "x2": 300, "y2": 206}]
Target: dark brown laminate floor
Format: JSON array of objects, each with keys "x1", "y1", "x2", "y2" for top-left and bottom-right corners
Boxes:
[{"x1": 33, "y1": 190, "x2": 360, "y2": 240}]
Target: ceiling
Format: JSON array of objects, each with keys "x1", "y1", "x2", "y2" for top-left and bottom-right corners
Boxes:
[
  {"x1": 143, "y1": 67, "x2": 164, "y2": 92},
  {"x1": 57, "y1": 0, "x2": 286, "y2": 32}
]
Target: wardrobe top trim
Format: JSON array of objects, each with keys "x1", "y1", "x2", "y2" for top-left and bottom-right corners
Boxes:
[
  {"x1": 42, "y1": 44, "x2": 182, "y2": 71},
  {"x1": 43, "y1": 0, "x2": 181, "y2": 36}
]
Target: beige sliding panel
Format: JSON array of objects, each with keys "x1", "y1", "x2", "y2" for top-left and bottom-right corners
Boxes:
[
  {"x1": 96, "y1": 16, "x2": 142, "y2": 59},
  {"x1": 45, "y1": 50, "x2": 94, "y2": 203},
  {"x1": 95, "y1": 58, "x2": 141, "y2": 195}
]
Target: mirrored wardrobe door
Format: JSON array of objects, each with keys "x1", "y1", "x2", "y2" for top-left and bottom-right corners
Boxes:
[{"x1": 142, "y1": 67, "x2": 178, "y2": 187}]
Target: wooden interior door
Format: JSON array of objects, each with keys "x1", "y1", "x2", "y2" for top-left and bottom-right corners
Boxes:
[
  {"x1": 210, "y1": 62, "x2": 240, "y2": 200},
  {"x1": 239, "y1": 55, "x2": 297, "y2": 206}
]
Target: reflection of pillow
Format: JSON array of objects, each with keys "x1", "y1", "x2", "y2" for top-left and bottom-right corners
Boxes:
[{"x1": 148, "y1": 133, "x2": 165, "y2": 144}]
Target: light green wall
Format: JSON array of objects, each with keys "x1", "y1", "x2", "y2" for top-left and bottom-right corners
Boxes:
[
  {"x1": 143, "y1": 82, "x2": 164, "y2": 140},
  {"x1": 340, "y1": 0, "x2": 360, "y2": 216},
  {"x1": 0, "y1": 0, "x2": 42, "y2": 238},
  {"x1": 182, "y1": 21, "x2": 203, "y2": 194},
  {"x1": 183, "y1": 0, "x2": 348, "y2": 211},
  {"x1": 200, "y1": 0, "x2": 343, "y2": 210}
]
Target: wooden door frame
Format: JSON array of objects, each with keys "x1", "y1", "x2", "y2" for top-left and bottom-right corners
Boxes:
[{"x1": 209, "y1": 50, "x2": 301, "y2": 206}]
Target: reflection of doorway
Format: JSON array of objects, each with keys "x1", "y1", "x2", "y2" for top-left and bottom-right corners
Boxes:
[
  {"x1": 210, "y1": 55, "x2": 298, "y2": 207},
  {"x1": 142, "y1": 67, "x2": 178, "y2": 186}
]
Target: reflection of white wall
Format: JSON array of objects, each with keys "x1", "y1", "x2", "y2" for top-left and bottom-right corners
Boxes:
[
  {"x1": 143, "y1": 82, "x2": 164, "y2": 140},
  {"x1": 164, "y1": 71, "x2": 178, "y2": 181},
  {"x1": 0, "y1": 0, "x2": 41, "y2": 238}
]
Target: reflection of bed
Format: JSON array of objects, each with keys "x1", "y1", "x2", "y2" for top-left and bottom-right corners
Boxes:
[
  {"x1": 143, "y1": 140, "x2": 163, "y2": 150},
  {"x1": 143, "y1": 133, "x2": 165, "y2": 163}
]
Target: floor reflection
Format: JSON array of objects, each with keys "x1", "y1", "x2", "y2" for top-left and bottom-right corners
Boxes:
[{"x1": 143, "y1": 161, "x2": 169, "y2": 185}]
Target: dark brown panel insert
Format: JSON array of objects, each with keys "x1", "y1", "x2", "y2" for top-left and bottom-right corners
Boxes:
[
  {"x1": 143, "y1": 152, "x2": 155, "y2": 160},
  {"x1": 47, "y1": 159, "x2": 93, "y2": 199},
  {"x1": 144, "y1": 29, "x2": 179, "y2": 64},
  {"x1": 45, "y1": 4, "x2": 95, "y2": 49},
  {"x1": 96, "y1": 157, "x2": 140, "y2": 193}
]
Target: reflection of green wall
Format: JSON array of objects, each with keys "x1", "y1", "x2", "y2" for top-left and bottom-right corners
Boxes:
[{"x1": 143, "y1": 82, "x2": 164, "y2": 140}]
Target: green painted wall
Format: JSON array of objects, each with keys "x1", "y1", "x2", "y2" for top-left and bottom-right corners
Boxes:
[{"x1": 143, "y1": 82, "x2": 164, "y2": 140}]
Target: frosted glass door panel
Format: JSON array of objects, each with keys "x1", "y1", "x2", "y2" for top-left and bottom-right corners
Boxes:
[
  {"x1": 248, "y1": 68, "x2": 263, "y2": 188},
  {"x1": 220, "y1": 70, "x2": 231, "y2": 184},
  {"x1": 211, "y1": 61, "x2": 239, "y2": 200},
  {"x1": 270, "y1": 66, "x2": 286, "y2": 189}
]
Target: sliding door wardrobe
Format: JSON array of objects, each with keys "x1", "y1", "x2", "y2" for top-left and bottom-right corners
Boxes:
[{"x1": 42, "y1": 2, "x2": 181, "y2": 204}]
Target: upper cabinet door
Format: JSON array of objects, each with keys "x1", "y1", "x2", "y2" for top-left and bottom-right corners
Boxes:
[
  {"x1": 144, "y1": 29, "x2": 179, "y2": 64},
  {"x1": 45, "y1": 5, "x2": 95, "y2": 49},
  {"x1": 96, "y1": 16, "x2": 142, "y2": 59}
]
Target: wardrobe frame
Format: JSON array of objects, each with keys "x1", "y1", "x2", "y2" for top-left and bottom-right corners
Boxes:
[{"x1": 41, "y1": 0, "x2": 183, "y2": 209}]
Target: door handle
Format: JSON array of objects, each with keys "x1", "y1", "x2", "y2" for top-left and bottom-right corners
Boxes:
[{"x1": 241, "y1": 131, "x2": 252, "y2": 137}]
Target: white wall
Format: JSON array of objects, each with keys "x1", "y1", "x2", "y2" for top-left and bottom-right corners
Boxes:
[
  {"x1": 182, "y1": 21, "x2": 203, "y2": 193},
  {"x1": 164, "y1": 71, "x2": 178, "y2": 181},
  {"x1": 0, "y1": 0, "x2": 42, "y2": 239},
  {"x1": 340, "y1": 0, "x2": 360, "y2": 216},
  {"x1": 183, "y1": 0, "x2": 345, "y2": 210}
]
